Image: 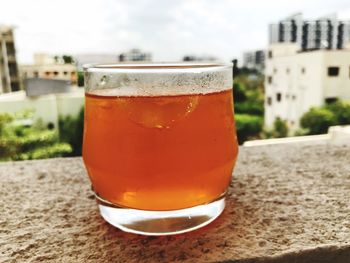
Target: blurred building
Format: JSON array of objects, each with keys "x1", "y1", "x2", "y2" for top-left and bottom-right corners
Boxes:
[
  {"x1": 74, "y1": 54, "x2": 119, "y2": 70},
  {"x1": 19, "y1": 54, "x2": 77, "y2": 86},
  {"x1": 0, "y1": 88, "x2": 84, "y2": 130},
  {"x1": 118, "y1": 49, "x2": 152, "y2": 62},
  {"x1": 242, "y1": 50, "x2": 265, "y2": 72},
  {"x1": 266, "y1": 13, "x2": 350, "y2": 131},
  {"x1": 269, "y1": 13, "x2": 350, "y2": 51},
  {"x1": 182, "y1": 55, "x2": 218, "y2": 62},
  {"x1": 265, "y1": 43, "x2": 350, "y2": 131},
  {"x1": 24, "y1": 78, "x2": 71, "y2": 97},
  {"x1": 0, "y1": 26, "x2": 20, "y2": 94}
]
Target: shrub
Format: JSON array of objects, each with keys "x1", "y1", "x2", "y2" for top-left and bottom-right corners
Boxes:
[
  {"x1": 235, "y1": 114, "x2": 263, "y2": 144},
  {"x1": 272, "y1": 117, "x2": 289, "y2": 138},
  {"x1": 325, "y1": 101, "x2": 350, "y2": 125},
  {"x1": 234, "y1": 101, "x2": 264, "y2": 116},
  {"x1": 0, "y1": 111, "x2": 72, "y2": 161},
  {"x1": 300, "y1": 108, "x2": 336, "y2": 135},
  {"x1": 59, "y1": 107, "x2": 84, "y2": 156}
]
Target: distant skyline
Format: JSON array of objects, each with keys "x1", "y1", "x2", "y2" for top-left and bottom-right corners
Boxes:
[{"x1": 1, "y1": 0, "x2": 350, "y2": 64}]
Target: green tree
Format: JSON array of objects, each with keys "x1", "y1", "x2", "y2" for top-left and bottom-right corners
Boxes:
[
  {"x1": 234, "y1": 101, "x2": 264, "y2": 116},
  {"x1": 54, "y1": 55, "x2": 60, "y2": 63},
  {"x1": 326, "y1": 101, "x2": 350, "y2": 125},
  {"x1": 232, "y1": 73, "x2": 264, "y2": 144},
  {"x1": 77, "y1": 71, "x2": 84, "y2": 87},
  {"x1": 59, "y1": 107, "x2": 84, "y2": 156},
  {"x1": 300, "y1": 108, "x2": 336, "y2": 135},
  {"x1": 0, "y1": 111, "x2": 72, "y2": 161},
  {"x1": 235, "y1": 114, "x2": 263, "y2": 144},
  {"x1": 62, "y1": 55, "x2": 74, "y2": 64},
  {"x1": 233, "y1": 82, "x2": 247, "y2": 103}
]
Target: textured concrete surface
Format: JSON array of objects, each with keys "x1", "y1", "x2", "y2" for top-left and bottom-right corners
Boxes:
[{"x1": 1, "y1": 142, "x2": 350, "y2": 262}]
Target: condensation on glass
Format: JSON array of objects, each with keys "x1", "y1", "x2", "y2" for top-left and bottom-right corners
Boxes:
[{"x1": 83, "y1": 63, "x2": 238, "y2": 236}]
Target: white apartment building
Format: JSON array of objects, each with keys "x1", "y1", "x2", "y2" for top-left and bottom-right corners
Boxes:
[
  {"x1": 265, "y1": 43, "x2": 350, "y2": 131},
  {"x1": 243, "y1": 50, "x2": 265, "y2": 72},
  {"x1": 0, "y1": 26, "x2": 20, "y2": 93}
]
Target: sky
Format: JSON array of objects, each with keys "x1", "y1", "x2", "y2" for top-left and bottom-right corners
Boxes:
[{"x1": 1, "y1": 0, "x2": 350, "y2": 64}]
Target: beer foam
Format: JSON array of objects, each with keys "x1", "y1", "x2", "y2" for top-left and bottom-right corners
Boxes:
[{"x1": 84, "y1": 63, "x2": 232, "y2": 97}]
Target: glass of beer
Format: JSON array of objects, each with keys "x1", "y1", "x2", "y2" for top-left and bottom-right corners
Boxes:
[{"x1": 83, "y1": 63, "x2": 238, "y2": 235}]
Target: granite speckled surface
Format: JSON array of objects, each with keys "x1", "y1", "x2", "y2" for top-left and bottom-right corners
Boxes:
[{"x1": 1, "y1": 142, "x2": 350, "y2": 262}]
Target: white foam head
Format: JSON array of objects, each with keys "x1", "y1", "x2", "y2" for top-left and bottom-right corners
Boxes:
[{"x1": 84, "y1": 63, "x2": 232, "y2": 96}]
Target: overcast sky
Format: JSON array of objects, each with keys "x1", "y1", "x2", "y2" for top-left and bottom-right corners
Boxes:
[{"x1": 1, "y1": 0, "x2": 350, "y2": 64}]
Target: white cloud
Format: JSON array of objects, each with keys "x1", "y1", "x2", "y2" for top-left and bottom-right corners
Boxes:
[{"x1": 0, "y1": 0, "x2": 349, "y2": 63}]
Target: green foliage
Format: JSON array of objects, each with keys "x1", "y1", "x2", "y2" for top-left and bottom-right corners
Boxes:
[
  {"x1": 272, "y1": 117, "x2": 289, "y2": 138},
  {"x1": 294, "y1": 128, "x2": 309, "y2": 137},
  {"x1": 0, "y1": 113, "x2": 13, "y2": 136},
  {"x1": 59, "y1": 107, "x2": 84, "y2": 156},
  {"x1": 233, "y1": 83, "x2": 247, "y2": 103},
  {"x1": 234, "y1": 101, "x2": 264, "y2": 116},
  {"x1": 234, "y1": 73, "x2": 264, "y2": 92},
  {"x1": 235, "y1": 114, "x2": 263, "y2": 144},
  {"x1": 300, "y1": 101, "x2": 350, "y2": 135},
  {"x1": 54, "y1": 55, "x2": 60, "y2": 63},
  {"x1": 325, "y1": 101, "x2": 350, "y2": 125},
  {"x1": 300, "y1": 108, "x2": 336, "y2": 135},
  {"x1": 77, "y1": 71, "x2": 84, "y2": 87},
  {"x1": 233, "y1": 73, "x2": 264, "y2": 144},
  {"x1": 233, "y1": 76, "x2": 264, "y2": 116},
  {"x1": 0, "y1": 111, "x2": 72, "y2": 161},
  {"x1": 62, "y1": 55, "x2": 74, "y2": 64},
  {"x1": 18, "y1": 143, "x2": 72, "y2": 160}
]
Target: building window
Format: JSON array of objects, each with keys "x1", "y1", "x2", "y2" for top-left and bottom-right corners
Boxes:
[
  {"x1": 325, "y1": 97, "x2": 338, "y2": 104},
  {"x1": 328, "y1": 67, "x2": 339, "y2": 77},
  {"x1": 286, "y1": 68, "x2": 290, "y2": 74},
  {"x1": 63, "y1": 71, "x2": 68, "y2": 75},
  {"x1": 301, "y1": 67, "x2": 306, "y2": 74},
  {"x1": 276, "y1": 93, "x2": 282, "y2": 102},
  {"x1": 11, "y1": 82, "x2": 20, "y2": 92},
  {"x1": 33, "y1": 71, "x2": 39, "y2": 78},
  {"x1": 267, "y1": 97, "x2": 272, "y2": 106},
  {"x1": 71, "y1": 72, "x2": 76, "y2": 76},
  {"x1": 53, "y1": 71, "x2": 59, "y2": 76},
  {"x1": 292, "y1": 95, "x2": 296, "y2": 100},
  {"x1": 267, "y1": 76, "x2": 272, "y2": 84},
  {"x1": 45, "y1": 71, "x2": 51, "y2": 76},
  {"x1": 273, "y1": 68, "x2": 277, "y2": 74},
  {"x1": 8, "y1": 63, "x2": 18, "y2": 77},
  {"x1": 268, "y1": 50, "x2": 273, "y2": 59}
]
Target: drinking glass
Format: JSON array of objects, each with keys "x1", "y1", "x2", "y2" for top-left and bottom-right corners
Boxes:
[{"x1": 83, "y1": 63, "x2": 238, "y2": 235}]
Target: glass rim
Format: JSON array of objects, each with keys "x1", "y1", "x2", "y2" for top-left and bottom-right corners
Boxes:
[{"x1": 83, "y1": 62, "x2": 232, "y2": 73}]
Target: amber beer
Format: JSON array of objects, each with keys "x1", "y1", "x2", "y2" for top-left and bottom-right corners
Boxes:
[
  {"x1": 83, "y1": 63, "x2": 238, "y2": 235},
  {"x1": 84, "y1": 90, "x2": 237, "y2": 210}
]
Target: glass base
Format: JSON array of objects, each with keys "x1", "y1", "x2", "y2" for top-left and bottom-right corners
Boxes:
[{"x1": 98, "y1": 196, "x2": 225, "y2": 236}]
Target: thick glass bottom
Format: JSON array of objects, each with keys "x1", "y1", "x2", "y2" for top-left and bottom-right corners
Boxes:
[{"x1": 98, "y1": 195, "x2": 225, "y2": 236}]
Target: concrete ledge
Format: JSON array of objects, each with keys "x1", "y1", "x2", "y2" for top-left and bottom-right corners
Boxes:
[{"x1": 1, "y1": 142, "x2": 350, "y2": 262}]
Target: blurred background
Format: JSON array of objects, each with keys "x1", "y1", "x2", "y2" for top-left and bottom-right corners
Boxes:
[{"x1": 1, "y1": 0, "x2": 350, "y2": 161}]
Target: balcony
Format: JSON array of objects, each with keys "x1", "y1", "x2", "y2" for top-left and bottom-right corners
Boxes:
[
  {"x1": 1, "y1": 140, "x2": 349, "y2": 262},
  {"x1": 7, "y1": 54, "x2": 16, "y2": 63}
]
